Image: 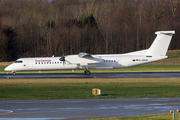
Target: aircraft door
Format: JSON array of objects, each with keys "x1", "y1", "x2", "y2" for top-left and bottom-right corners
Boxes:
[{"x1": 28, "y1": 60, "x2": 33, "y2": 69}]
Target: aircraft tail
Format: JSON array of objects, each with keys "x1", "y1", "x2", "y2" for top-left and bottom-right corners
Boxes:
[{"x1": 146, "y1": 31, "x2": 175, "y2": 56}]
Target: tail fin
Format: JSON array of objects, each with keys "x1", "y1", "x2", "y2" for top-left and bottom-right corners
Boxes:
[{"x1": 146, "y1": 31, "x2": 175, "y2": 56}]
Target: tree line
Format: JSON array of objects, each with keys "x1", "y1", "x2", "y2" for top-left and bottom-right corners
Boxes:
[{"x1": 0, "y1": 0, "x2": 180, "y2": 61}]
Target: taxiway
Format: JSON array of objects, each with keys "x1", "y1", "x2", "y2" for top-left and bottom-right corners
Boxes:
[
  {"x1": 0, "y1": 98, "x2": 180, "y2": 119},
  {"x1": 1, "y1": 72, "x2": 180, "y2": 78}
]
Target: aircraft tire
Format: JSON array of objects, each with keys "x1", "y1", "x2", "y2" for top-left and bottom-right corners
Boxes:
[{"x1": 84, "y1": 70, "x2": 90, "y2": 75}]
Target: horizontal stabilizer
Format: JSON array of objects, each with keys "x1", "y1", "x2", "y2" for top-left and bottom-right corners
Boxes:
[{"x1": 146, "y1": 31, "x2": 175, "y2": 56}]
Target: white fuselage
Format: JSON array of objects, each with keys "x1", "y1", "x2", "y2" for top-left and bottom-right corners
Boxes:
[{"x1": 4, "y1": 54, "x2": 167, "y2": 72}]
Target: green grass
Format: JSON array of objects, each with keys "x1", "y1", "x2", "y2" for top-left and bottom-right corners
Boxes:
[
  {"x1": 1, "y1": 81, "x2": 180, "y2": 100},
  {"x1": 88, "y1": 113, "x2": 179, "y2": 120},
  {"x1": 167, "y1": 49, "x2": 180, "y2": 58}
]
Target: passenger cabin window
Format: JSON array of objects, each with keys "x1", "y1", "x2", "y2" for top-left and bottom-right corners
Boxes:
[{"x1": 15, "y1": 61, "x2": 23, "y2": 63}]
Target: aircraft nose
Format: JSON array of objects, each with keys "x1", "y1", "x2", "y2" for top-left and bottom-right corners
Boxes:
[{"x1": 4, "y1": 65, "x2": 12, "y2": 71}]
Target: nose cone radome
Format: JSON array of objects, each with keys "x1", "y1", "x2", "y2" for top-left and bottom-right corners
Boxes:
[{"x1": 4, "y1": 65, "x2": 12, "y2": 71}]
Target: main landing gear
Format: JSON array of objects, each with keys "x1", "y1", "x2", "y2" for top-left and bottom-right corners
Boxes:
[
  {"x1": 84, "y1": 66, "x2": 90, "y2": 75},
  {"x1": 84, "y1": 70, "x2": 91, "y2": 75}
]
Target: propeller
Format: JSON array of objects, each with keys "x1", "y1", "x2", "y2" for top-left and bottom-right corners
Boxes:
[
  {"x1": 59, "y1": 53, "x2": 66, "y2": 66},
  {"x1": 60, "y1": 56, "x2": 65, "y2": 61},
  {"x1": 59, "y1": 52, "x2": 72, "y2": 66}
]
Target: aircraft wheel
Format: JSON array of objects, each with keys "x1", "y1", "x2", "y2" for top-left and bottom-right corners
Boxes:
[{"x1": 84, "y1": 70, "x2": 90, "y2": 75}]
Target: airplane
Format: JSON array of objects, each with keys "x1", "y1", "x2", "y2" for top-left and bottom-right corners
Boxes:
[{"x1": 5, "y1": 30, "x2": 175, "y2": 75}]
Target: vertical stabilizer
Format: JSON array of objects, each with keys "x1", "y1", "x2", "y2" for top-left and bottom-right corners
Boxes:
[{"x1": 146, "y1": 31, "x2": 175, "y2": 56}]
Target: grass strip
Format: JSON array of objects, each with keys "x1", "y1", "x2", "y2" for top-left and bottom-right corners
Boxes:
[
  {"x1": 0, "y1": 78, "x2": 180, "y2": 100},
  {"x1": 88, "y1": 113, "x2": 179, "y2": 120}
]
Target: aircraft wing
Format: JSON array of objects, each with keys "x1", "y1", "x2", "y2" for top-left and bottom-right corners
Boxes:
[
  {"x1": 77, "y1": 52, "x2": 103, "y2": 65},
  {"x1": 65, "y1": 53, "x2": 103, "y2": 66}
]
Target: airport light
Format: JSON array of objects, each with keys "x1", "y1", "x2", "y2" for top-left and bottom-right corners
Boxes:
[
  {"x1": 170, "y1": 110, "x2": 174, "y2": 114},
  {"x1": 170, "y1": 110, "x2": 175, "y2": 120}
]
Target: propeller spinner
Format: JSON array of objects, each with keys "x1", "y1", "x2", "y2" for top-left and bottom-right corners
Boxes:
[
  {"x1": 59, "y1": 56, "x2": 65, "y2": 61},
  {"x1": 59, "y1": 53, "x2": 72, "y2": 66},
  {"x1": 59, "y1": 53, "x2": 66, "y2": 66}
]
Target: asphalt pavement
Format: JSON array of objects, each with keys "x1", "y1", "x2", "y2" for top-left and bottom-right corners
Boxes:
[
  {"x1": 0, "y1": 72, "x2": 180, "y2": 79},
  {"x1": 0, "y1": 98, "x2": 180, "y2": 119}
]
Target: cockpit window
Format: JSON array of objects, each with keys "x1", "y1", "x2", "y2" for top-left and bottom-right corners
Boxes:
[{"x1": 15, "y1": 61, "x2": 23, "y2": 63}]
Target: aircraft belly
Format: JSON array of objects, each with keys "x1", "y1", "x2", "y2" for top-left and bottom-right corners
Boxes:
[
  {"x1": 32, "y1": 64, "x2": 79, "y2": 71},
  {"x1": 88, "y1": 62, "x2": 116, "y2": 69}
]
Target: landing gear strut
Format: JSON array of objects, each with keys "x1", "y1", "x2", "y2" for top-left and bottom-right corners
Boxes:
[
  {"x1": 83, "y1": 66, "x2": 91, "y2": 75},
  {"x1": 83, "y1": 65, "x2": 91, "y2": 75}
]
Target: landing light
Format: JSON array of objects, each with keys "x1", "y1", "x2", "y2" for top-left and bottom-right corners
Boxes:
[{"x1": 170, "y1": 110, "x2": 175, "y2": 120}]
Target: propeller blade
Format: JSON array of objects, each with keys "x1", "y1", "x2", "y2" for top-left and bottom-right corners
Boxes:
[{"x1": 59, "y1": 53, "x2": 71, "y2": 66}]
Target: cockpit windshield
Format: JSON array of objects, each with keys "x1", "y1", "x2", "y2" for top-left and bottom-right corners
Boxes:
[{"x1": 14, "y1": 60, "x2": 23, "y2": 63}]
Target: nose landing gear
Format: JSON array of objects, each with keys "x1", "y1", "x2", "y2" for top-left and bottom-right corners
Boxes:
[{"x1": 12, "y1": 71, "x2": 16, "y2": 76}]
